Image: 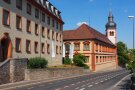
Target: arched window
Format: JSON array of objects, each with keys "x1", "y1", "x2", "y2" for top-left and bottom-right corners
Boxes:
[{"x1": 110, "y1": 31, "x2": 114, "y2": 36}]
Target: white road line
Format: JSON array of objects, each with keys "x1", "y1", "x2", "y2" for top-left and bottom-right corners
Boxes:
[
  {"x1": 71, "y1": 84, "x2": 75, "y2": 86},
  {"x1": 64, "y1": 86, "x2": 69, "y2": 88},
  {"x1": 55, "y1": 88, "x2": 61, "y2": 90},
  {"x1": 100, "y1": 80, "x2": 103, "y2": 82},
  {"x1": 88, "y1": 85, "x2": 93, "y2": 87},
  {"x1": 75, "y1": 87, "x2": 80, "y2": 89},
  {"x1": 113, "y1": 74, "x2": 131, "y2": 87},
  {"x1": 27, "y1": 87, "x2": 34, "y2": 90},
  {"x1": 79, "y1": 88, "x2": 85, "y2": 90},
  {"x1": 95, "y1": 82, "x2": 99, "y2": 84}
]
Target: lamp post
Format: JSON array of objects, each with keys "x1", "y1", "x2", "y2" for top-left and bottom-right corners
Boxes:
[{"x1": 128, "y1": 16, "x2": 135, "y2": 51}]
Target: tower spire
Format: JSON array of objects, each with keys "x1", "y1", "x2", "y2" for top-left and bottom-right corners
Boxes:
[{"x1": 106, "y1": 11, "x2": 116, "y2": 29}]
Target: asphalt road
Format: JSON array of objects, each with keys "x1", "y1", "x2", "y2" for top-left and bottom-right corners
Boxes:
[{"x1": 11, "y1": 69, "x2": 129, "y2": 90}]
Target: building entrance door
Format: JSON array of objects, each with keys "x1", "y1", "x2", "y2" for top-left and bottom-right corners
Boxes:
[{"x1": 0, "y1": 33, "x2": 12, "y2": 62}]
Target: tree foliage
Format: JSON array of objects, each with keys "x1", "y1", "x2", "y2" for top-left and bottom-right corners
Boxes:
[
  {"x1": 117, "y1": 41, "x2": 129, "y2": 67},
  {"x1": 73, "y1": 54, "x2": 87, "y2": 67},
  {"x1": 63, "y1": 57, "x2": 72, "y2": 65}
]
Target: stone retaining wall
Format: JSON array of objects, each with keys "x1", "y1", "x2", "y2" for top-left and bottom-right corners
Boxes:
[
  {"x1": 25, "y1": 68, "x2": 88, "y2": 80},
  {"x1": 0, "y1": 58, "x2": 28, "y2": 85}
]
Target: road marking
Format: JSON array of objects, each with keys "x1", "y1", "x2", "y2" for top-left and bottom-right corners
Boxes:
[
  {"x1": 75, "y1": 87, "x2": 79, "y2": 89},
  {"x1": 64, "y1": 86, "x2": 69, "y2": 88},
  {"x1": 95, "y1": 82, "x2": 99, "y2": 84},
  {"x1": 71, "y1": 84, "x2": 75, "y2": 86},
  {"x1": 88, "y1": 85, "x2": 93, "y2": 87},
  {"x1": 55, "y1": 88, "x2": 62, "y2": 90},
  {"x1": 27, "y1": 87, "x2": 34, "y2": 90},
  {"x1": 100, "y1": 80, "x2": 103, "y2": 82},
  {"x1": 79, "y1": 88, "x2": 85, "y2": 90},
  {"x1": 113, "y1": 74, "x2": 131, "y2": 87}
]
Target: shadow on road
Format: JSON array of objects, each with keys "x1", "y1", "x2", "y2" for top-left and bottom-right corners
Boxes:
[{"x1": 117, "y1": 79, "x2": 135, "y2": 90}]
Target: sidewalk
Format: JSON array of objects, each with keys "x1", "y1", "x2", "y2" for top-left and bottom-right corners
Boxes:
[{"x1": 109, "y1": 74, "x2": 135, "y2": 90}]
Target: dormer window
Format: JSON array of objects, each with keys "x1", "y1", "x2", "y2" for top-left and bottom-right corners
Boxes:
[{"x1": 35, "y1": 8, "x2": 39, "y2": 19}]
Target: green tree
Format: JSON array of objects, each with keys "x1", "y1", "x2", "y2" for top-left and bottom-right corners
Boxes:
[
  {"x1": 117, "y1": 41, "x2": 129, "y2": 67},
  {"x1": 73, "y1": 53, "x2": 87, "y2": 67}
]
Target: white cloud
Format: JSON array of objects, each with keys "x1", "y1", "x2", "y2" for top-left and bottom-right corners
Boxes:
[{"x1": 77, "y1": 22, "x2": 89, "y2": 26}]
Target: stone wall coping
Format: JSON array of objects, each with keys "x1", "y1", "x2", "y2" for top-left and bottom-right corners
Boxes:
[
  {"x1": 0, "y1": 59, "x2": 10, "y2": 67},
  {"x1": 27, "y1": 67, "x2": 83, "y2": 71}
]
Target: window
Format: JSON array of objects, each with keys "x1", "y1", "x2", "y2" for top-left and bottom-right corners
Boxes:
[
  {"x1": 56, "y1": 33, "x2": 58, "y2": 41},
  {"x1": 47, "y1": 29, "x2": 50, "y2": 39},
  {"x1": 110, "y1": 31, "x2": 114, "y2": 36},
  {"x1": 96, "y1": 56, "x2": 98, "y2": 63},
  {"x1": 59, "y1": 46, "x2": 61, "y2": 54},
  {"x1": 16, "y1": 15, "x2": 22, "y2": 30},
  {"x1": 26, "y1": 20, "x2": 31, "y2": 33},
  {"x1": 42, "y1": 13, "x2": 45, "y2": 22},
  {"x1": 85, "y1": 56, "x2": 89, "y2": 63},
  {"x1": 60, "y1": 24, "x2": 62, "y2": 31},
  {"x1": 26, "y1": 40, "x2": 31, "y2": 53},
  {"x1": 16, "y1": 0, "x2": 22, "y2": 10},
  {"x1": 47, "y1": 44, "x2": 50, "y2": 54},
  {"x1": 47, "y1": 16, "x2": 50, "y2": 25},
  {"x1": 35, "y1": 24, "x2": 39, "y2": 35},
  {"x1": 95, "y1": 43, "x2": 98, "y2": 51},
  {"x1": 74, "y1": 44, "x2": 80, "y2": 51},
  {"x1": 15, "y1": 38, "x2": 21, "y2": 52},
  {"x1": 52, "y1": 19, "x2": 55, "y2": 27},
  {"x1": 35, "y1": 8, "x2": 39, "y2": 19},
  {"x1": 27, "y1": 3, "x2": 31, "y2": 15},
  {"x1": 41, "y1": 43, "x2": 45, "y2": 54},
  {"x1": 56, "y1": 45, "x2": 58, "y2": 54},
  {"x1": 3, "y1": 0, "x2": 10, "y2": 4},
  {"x1": 56, "y1": 22, "x2": 58, "y2": 29},
  {"x1": 34, "y1": 42, "x2": 38, "y2": 53},
  {"x1": 52, "y1": 31, "x2": 54, "y2": 40},
  {"x1": 42, "y1": 27, "x2": 45, "y2": 37},
  {"x1": 60, "y1": 34, "x2": 61, "y2": 42},
  {"x1": 3, "y1": 9, "x2": 10, "y2": 26},
  {"x1": 83, "y1": 44, "x2": 90, "y2": 51}
]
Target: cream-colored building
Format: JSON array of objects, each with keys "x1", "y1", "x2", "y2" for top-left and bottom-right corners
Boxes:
[
  {"x1": 63, "y1": 12, "x2": 118, "y2": 71},
  {"x1": 0, "y1": 0, "x2": 64, "y2": 66}
]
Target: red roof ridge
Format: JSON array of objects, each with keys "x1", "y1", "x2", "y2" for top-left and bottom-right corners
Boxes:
[{"x1": 63, "y1": 24, "x2": 114, "y2": 46}]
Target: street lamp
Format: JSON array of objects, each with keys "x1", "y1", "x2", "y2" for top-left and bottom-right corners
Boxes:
[{"x1": 128, "y1": 16, "x2": 135, "y2": 50}]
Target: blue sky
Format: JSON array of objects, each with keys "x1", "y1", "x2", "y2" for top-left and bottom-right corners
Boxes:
[{"x1": 49, "y1": 0, "x2": 135, "y2": 49}]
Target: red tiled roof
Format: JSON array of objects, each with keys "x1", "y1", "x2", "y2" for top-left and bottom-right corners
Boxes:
[{"x1": 63, "y1": 24, "x2": 114, "y2": 46}]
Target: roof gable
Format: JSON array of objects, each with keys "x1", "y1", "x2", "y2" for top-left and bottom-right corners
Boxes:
[{"x1": 63, "y1": 24, "x2": 114, "y2": 46}]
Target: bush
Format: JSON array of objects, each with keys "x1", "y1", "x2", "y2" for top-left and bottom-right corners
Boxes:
[
  {"x1": 64, "y1": 57, "x2": 72, "y2": 65},
  {"x1": 28, "y1": 57, "x2": 48, "y2": 69},
  {"x1": 73, "y1": 54, "x2": 87, "y2": 67},
  {"x1": 83, "y1": 64, "x2": 89, "y2": 69}
]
